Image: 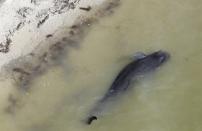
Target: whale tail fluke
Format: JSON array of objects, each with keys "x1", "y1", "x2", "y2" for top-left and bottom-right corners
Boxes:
[{"x1": 86, "y1": 116, "x2": 97, "y2": 125}]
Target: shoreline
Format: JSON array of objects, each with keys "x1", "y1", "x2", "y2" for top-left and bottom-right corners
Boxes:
[
  {"x1": 0, "y1": 0, "x2": 120, "y2": 115},
  {"x1": 2, "y1": 0, "x2": 120, "y2": 88},
  {"x1": 0, "y1": 0, "x2": 107, "y2": 68}
]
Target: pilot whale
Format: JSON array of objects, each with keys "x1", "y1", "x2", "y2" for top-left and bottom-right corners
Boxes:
[{"x1": 85, "y1": 50, "x2": 170, "y2": 125}]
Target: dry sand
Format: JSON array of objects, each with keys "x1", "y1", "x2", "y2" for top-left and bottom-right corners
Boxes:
[{"x1": 0, "y1": 0, "x2": 106, "y2": 68}]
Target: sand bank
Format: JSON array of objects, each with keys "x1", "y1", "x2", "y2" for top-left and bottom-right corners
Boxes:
[
  {"x1": 0, "y1": 0, "x2": 110, "y2": 68},
  {"x1": 0, "y1": 0, "x2": 119, "y2": 116}
]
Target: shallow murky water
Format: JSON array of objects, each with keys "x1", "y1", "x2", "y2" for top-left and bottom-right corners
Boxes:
[{"x1": 1, "y1": 0, "x2": 202, "y2": 131}]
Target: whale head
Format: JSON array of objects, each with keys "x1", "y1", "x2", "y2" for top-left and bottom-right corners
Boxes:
[{"x1": 135, "y1": 50, "x2": 170, "y2": 73}]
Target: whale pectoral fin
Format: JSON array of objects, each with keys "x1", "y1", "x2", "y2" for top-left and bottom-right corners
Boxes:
[
  {"x1": 118, "y1": 52, "x2": 146, "y2": 62},
  {"x1": 133, "y1": 52, "x2": 146, "y2": 60},
  {"x1": 121, "y1": 79, "x2": 131, "y2": 91}
]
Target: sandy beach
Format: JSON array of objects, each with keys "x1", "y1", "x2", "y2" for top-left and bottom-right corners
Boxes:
[
  {"x1": 0, "y1": 0, "x2": 111, "y2": 68},
  {"x1": 0, "y1": 1, "x2": 119, "y2": 130}
]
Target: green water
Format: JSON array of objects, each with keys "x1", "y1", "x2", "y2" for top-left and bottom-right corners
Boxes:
[{"x1": 2, "y1": 0, "x2": 202, "y2": 130}]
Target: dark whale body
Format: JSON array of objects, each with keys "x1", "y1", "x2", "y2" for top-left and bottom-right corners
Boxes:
[{"x1": 86, "y1": 51, "x2": 170, "y2": 125}]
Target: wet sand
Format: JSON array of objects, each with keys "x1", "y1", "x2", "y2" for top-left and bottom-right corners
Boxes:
[{"x1": 0, "y1": 0, "x2": 120, "y2": 131}]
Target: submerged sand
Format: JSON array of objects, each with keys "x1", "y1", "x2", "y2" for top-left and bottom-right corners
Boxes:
[{"x1": 0, "y1": 0, "x2": 119, "y2": 130}]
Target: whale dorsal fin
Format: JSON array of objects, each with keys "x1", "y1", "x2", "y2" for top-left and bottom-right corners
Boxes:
[{"x1": 133, "y1": 52, "x2": 146, "y2": 60}]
